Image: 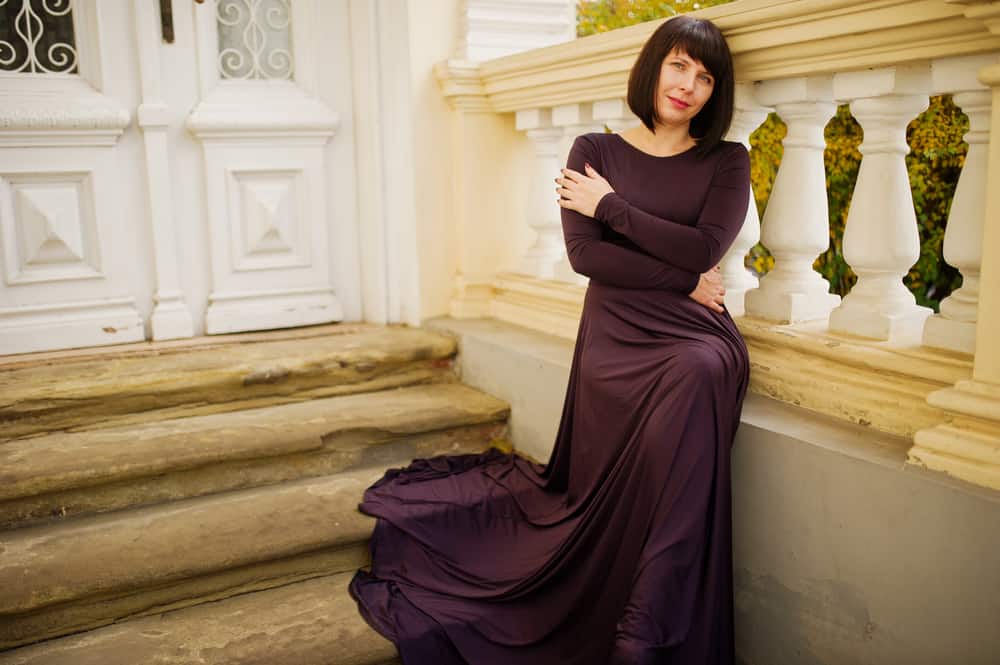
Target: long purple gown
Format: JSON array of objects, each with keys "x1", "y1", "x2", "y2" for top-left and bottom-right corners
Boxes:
[{"x1": 350, "y1": 132, "x2": 751, "y2": 665}]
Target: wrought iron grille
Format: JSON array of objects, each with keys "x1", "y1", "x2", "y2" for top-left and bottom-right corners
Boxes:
[
  {"x1": 217, "y1": 0, "x2": 294, "y2": 80},
  {"x1": 0, "y1": 0, "x2": 77, "y2": 74}
]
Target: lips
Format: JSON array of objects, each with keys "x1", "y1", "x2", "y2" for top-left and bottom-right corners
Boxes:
[{"x1": 667, "y1": 96, "x2": 690, "y2": 109}]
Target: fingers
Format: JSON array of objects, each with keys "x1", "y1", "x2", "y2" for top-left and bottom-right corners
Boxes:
[
  {"x1": 560, "y1": 168, "x2": 584, "y2": 183},
  {"x1": 584, "y1": 163, "x2": 606, "y2": 181}
]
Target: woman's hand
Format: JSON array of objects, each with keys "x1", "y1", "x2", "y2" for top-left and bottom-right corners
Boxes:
[
  {"x1": 688, "y1": 266, "x2": 726, "y2": 313},
  {"x1": 556, "y1": 163, "x2": 615, "y2": 218}
]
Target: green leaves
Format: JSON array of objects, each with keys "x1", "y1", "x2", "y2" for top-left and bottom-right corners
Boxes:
[{"x1": 577, "y1": 0, "x2": 730, "y2": 37}]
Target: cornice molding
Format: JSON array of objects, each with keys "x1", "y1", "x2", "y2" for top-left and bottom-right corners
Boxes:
[
  {"x1": 0, "y1": 89, "x2": 129, "y2": 147},
  {"x1": 435, "y1": 60, "x2": 491, "y2": 112},
  {"x1": 439, "y1": 0, "x2": 1000, "y2": 114}
]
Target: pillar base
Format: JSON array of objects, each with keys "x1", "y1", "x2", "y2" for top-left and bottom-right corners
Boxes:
[
  {"x1": 745, "y1": 283, "x2": 840, "y2": 324},
  {"x1": 450, "y1": 280, "x2": 495, "y2": 319},
  {"x1": 829, "y1": 299, "x2": 932, "y2": 341},
  {"x1": 922, "y1": 314, "x2": 977, "y2": 355},
  {"x1": 911, "y1": 380, "x2": 1000, "y2": 491},
  {"x1": 150, "y1": 297, "x2": 195, "y2": 341}
]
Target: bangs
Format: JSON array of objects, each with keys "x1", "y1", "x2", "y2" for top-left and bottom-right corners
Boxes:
[{"x1": 664, "y1": 19, "x2": 731, "y2": 81}]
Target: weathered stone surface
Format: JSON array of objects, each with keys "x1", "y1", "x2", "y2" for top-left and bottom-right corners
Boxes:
[
  {"x1": 0, "y1": 326, "x2": 457, "y2": 440},
  {"x1": 0, "y1": 572, "x2": 397, "y2": 665},
  {"x1": 0, "y1": 449, "x2": 491, "y2": 648},
  {"x1": 0, "y1": 384, "x2": 509, "y2": 528}
]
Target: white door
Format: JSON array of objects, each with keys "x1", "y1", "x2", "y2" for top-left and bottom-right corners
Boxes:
[{"x1": 0, "y1": 0, "x2": 361, "y2": 355}]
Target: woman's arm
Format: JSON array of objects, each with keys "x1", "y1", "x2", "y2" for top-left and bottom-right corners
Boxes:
[
  {"x1": 592, "y1": 143, "x2": 751, "y2": 274},
  {"x1": 560, "y1": 135, "x2": 700, "y2": 293}
]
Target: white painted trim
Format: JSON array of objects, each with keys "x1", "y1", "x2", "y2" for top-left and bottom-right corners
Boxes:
[
  {"x1": 134, "y1": 1, "x2": 194, "y2": 341},
  {"x1": 347, "y1": 0, "x2": 422, "y2": 326},
  {"x1": 0, "y1": 297, "x2": 143, "y2": 355}
]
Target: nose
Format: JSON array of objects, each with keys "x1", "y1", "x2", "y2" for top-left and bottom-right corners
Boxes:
[{"x1": 680, "y1": 71, "x2": 696, "y2": 91}]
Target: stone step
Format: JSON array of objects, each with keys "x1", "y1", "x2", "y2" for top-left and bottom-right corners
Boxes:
[
  {"x1": 0, "y1": 571, "x2": 397, "y2": 665},
  {"x1": 0, "y1": 435, "x2": 493, "y2": 651},
  {"x1": 0, "y1": 382, "x2": 508, "y2": 530},
  {"x1": 0, "y1": 324, "x2": 457, "y2": 440}
]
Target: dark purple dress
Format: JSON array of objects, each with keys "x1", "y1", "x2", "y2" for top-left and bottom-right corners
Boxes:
[{"x1": 350, "y1": 132, "x2": 751, "y2": 665}]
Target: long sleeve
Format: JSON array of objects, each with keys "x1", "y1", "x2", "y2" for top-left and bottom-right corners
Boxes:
[
  {"x1": 593, "y1": 143, "x2": 751, "y2": 274},
  {"x1": 561, "y1": 135, "x2": 700, "y2": 293}
]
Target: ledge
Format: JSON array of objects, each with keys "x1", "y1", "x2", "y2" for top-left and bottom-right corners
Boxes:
[
  {"x1": 469, "y1": 273, "x2": 973, "y2": 441},
  {"x1": 435, "y1": 0, "x2": 1000, "y2": 113}
]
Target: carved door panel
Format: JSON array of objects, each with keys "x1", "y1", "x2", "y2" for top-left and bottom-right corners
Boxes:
[{"x1": 0, "y1": 1, "x2": 144, "y2": 354}]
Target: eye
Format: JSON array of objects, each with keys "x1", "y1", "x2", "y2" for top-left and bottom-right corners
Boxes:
[
  {"x1": 671, "y1": 61, "x2": 685, "y2": 70},
  {"x1": 699, "y1": 74, "x2": 713, "y2": 84}
]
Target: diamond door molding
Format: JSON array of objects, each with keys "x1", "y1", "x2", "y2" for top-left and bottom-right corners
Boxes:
[
  {"x1": 2, "y1": 173, "x2": 101, "y2": 285},
  {"x1": 188, "y1": 0, "x2": 343, "y2": 334}
]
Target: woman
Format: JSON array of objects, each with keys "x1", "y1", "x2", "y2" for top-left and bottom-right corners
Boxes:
[{"x1": 350, "y1": 15, "x2": 750, "y2": 665}]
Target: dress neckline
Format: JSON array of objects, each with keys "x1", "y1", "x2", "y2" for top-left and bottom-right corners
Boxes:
[{"x1": 613, "y1": 132, "x2": 697, "y2": 159}]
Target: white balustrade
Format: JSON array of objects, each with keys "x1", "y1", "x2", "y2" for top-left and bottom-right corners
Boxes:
[
  {"x1": 828, "y1": 66, "x2": 932, "y2": 341},
  {"x1": 721, "y1": 83, "x2": 770, "y2": 316},
  {"x1": 552, "y1": 102, "x2": 608, "y2": 285},
  {"x1": 516, "y1": 108, "x2": 565, "y2": 279},
  {"x1": 922, "y1": 54, "x2": 999, "y2": 354},
  {"x1": 745, "y1": 77, "x2": 841, "y2": 323}
]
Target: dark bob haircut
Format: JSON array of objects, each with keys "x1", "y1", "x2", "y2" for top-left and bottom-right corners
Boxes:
[{"x1": 626, "y1": 15, "x2": 734, "y2": 157}]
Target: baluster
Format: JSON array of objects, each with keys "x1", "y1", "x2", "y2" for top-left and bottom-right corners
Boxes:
[
  {"x1": 721, "y1": 83, "x2": 770, "y2": 316},
  {"x1": 829, "y1": 65, "x2": 932, "y2": 341},
  {"x1": 592, "y1": 97, "x2": 638, "y2": 134},
  {"x1": 745, "y1": 77, "x2": 840, "y2": 323},
  {"x1": 922, "y1": 55, "x2": 999, "y2": 354},
  {"x1": 552, "y1": 103, "x2": 605, "y2": 284},
  {"x1": 516, "y1": 108, "x2": 564, "y2": 279}
]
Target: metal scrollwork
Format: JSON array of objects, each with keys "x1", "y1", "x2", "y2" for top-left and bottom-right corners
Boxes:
[
  {"x1": 216, "y1": 0, "x2": 293, "y2": 80},
  {"x1": 0, "y1": 0, "x2": 78, "y2": 74}
]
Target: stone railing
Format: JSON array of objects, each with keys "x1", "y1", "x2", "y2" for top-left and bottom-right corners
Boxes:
[{"x1": 435, "y1": 0, "x2": 1000, "y2": 492}]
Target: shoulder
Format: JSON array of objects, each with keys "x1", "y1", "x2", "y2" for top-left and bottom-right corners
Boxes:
[
  {"x1": 703, "y1": 139, "x2": 749, "y2": 172},
  {"x1": 710, "y1": 139, "x2": 748, "y2": 160},
  {"x1": 571, "y1": 132, "x2": 613, "y2": 153}
]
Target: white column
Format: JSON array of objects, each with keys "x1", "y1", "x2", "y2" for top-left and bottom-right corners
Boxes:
[
  {"x1": 551, "y1": 102, "x2": 605, "y2": 285},
  {"x1": 134, "y1": 1, "x2": 195, "y2": 340},
  {"x1": 829, "y1": 66, "x2": 931, "y2": 341},
  {"x1": 721, "y1": 83, "x2": 770, "y2": 316},
  {"x1": 745, "y1": 77, "x2": 840, "y2": 323},
  {"x1": 923, "y1": 54, "x2": 1000, "y2": 354},
  {"x1": 516, "y1": 108, "x2": 564, "y2": 279}
]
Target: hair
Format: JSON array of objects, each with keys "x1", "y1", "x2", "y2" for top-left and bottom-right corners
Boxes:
[{"x1": 626, "y1": 15, "x2": 735, "y2": 156}]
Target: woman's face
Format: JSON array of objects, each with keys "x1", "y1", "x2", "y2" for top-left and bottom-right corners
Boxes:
[{"x1": 655, "y1": 48, "x2": 715, "y2": 129}]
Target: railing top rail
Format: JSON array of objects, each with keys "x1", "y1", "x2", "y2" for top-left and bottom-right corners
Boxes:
[{"x1": 440, "y1": 0, "x2": 1000, "y2": 113}]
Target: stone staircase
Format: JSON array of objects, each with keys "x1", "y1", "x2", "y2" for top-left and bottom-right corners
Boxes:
[{"x1": 0, "y1": 324, "x2": 510, "y2": 664}]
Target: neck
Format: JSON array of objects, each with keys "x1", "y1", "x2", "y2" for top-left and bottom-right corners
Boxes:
[{"x1": 624, "y1": 122, "x2": 695, "y2": 157}]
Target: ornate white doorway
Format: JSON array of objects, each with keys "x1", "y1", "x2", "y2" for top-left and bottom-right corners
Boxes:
[{"x1": 0, "y1": 0, "x2": 359, "y2": 354}]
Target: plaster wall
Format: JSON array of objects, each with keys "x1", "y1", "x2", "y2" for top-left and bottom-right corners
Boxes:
[
  {"x1": 405, "y1": 0, "x2": 462, "y2": 321},
  {"x1": 430, "y1": 316, "x2": 1000, "y2": 664}
]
